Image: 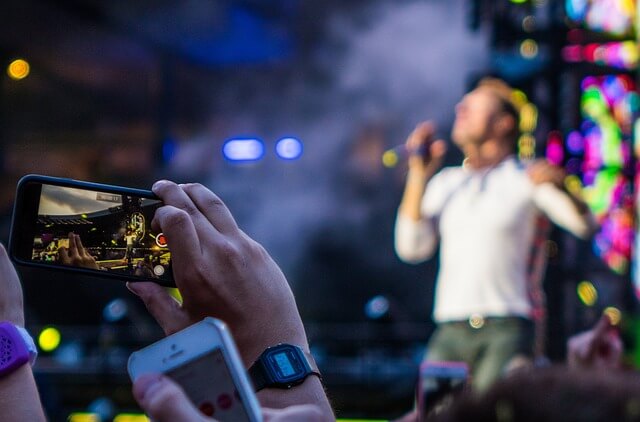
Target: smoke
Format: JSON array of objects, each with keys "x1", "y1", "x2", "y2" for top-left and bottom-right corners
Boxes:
[{"x1": 169, "y1": 0, "x2": 489, "y2": 293}]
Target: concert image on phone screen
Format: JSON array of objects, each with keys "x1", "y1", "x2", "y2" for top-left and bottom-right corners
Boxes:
[
  {"x1": 30, "y1": 184, "x2": 172, "y2": 283},
  {"x1": 167, "y1": 349, "x2": 252, "y2": 422}
]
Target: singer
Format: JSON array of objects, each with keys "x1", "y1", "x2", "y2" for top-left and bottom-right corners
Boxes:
[{"x1": 394, "y1": 78, "x2": 597, "y2": 391}]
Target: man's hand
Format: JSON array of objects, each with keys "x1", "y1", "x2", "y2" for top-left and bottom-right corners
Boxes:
[
  {"x1": 406, "y1": 121, "x2": 447, "y2": 177},
  {"x1": 58, "y1": 233, "x2": 99, "y2": 270},
  {"x1": 133, "y1": 374, "x2": 324, "y2": 422},
  {"x1": 567, "y1": 314, "x2": 623, "y2": 370},
  {"x1": 527, "y1": 160, "x2": 565, "y2": 188},
  {"x1": 0, "y1": 244, "x2": 25, "y2": 327},
  {"x1": 126, "y1": 181, "x2": 307, "y2": 366}
]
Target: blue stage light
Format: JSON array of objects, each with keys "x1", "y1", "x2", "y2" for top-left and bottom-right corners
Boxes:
[
  {"x1": 222, "y1": 138, "x2": 265, "y2": 162},
  {"x1": 275, "y1": 137, "x2": 303, "y2": 160}
]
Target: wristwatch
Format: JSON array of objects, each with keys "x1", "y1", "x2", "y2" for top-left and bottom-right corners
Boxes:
[
  {"x1": 249, "y1": 344, "x2": 321, "y2": 391},
  {"x1": 0, "y1": 322, "x2": 37, "y2": 377}
]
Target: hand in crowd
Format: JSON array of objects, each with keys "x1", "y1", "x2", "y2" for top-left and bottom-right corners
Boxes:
[
  {"x1": 527, "y1": 159, "x2": 566, "y2": 189},
  {"x1": 0, "y1": 244, "x2": 46, "y2": 421},
  {"x1": 127, "y1": 181, "x2": 333, "y2": 417},
  {"x1": 133, "y1": 374, "x2": 324, "y2": 422},
  {"x1": 405, "y1": 121, "x2": 447, "y2": 176},
  {"x1": 567, "y1": 313, "x2": 623, "y2": 371},
  {"x1": 127, "y1": 181, "x2": 306, "y2": 365},
  {"x1": 58, "y1": 233, "x2": 99, "y2": 270}
]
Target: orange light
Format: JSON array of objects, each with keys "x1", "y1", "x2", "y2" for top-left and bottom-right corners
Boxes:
[{"x1": 7, "y1": 59, "x2": 30, "y2": 80}]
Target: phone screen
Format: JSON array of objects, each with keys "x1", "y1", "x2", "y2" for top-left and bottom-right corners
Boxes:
[
  {"x1": 24, "y1": 183, "x2": 172, "y2": 284},
  {"x1": 418, "y1": 362, "x2": 468, "y2": 420},
  {"x1": 167, "y1": 349, "x2": 253, "y2": 421}
]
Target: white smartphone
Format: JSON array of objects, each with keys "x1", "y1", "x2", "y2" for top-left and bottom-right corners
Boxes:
[{"x1": 128, "y1": 317, "x2": 262, "y2": 422}]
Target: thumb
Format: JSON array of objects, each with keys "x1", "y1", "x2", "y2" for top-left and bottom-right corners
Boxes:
[
  {"x1": 133, "y1": 374, "x2": 212, "y2": 422},
  {"x1": 127, "y1": 281, "x2": 192, "y2": 335}
]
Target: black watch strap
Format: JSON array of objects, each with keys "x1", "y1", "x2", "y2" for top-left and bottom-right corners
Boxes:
[{"x1": 249, "y1": 344, "x2": 321, "y2": 392}]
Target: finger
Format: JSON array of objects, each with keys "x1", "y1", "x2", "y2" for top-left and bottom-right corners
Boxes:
[
  {"x1": 133, "y1": 374, "x2": 210, "y2": 422},
  {"x1": 593, "y1": 314, "x2": 612, "y2": 340},
  {"x1": 430, "y1": 139, "x2": 448, "y2": 159},
  {"x1": 410, "y1": 122, "x2": 435, "y2": 146},
  {"x1": 127, "y1": 282, "x2": 191, "y2": 335},
  {"x1": 68, "y1": 233, "x2": 80, "y2": 260},
  {"x1": 58, "y1": 247, "x2": 70, "y2": 264},
  {"x1": 151, "y1": 205, "x2": 202, "y2": 270},
  {"x1": 180, "y1": 184, "x2": 239, "y2": 235},
  {"x1": 74, "y1": 234, "x2": 86, "y2": 253},
  {"x1": 152, "y1": 180, "x2": 217, "y2": 240}
]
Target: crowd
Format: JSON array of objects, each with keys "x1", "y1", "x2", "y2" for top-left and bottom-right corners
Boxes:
[{"x1": 0, "y1": 78, "x2": 635, "y2": 421}]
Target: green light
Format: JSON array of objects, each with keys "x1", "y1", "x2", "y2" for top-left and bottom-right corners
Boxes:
[{"x1": 38, "y1": 326, "x2": 61, "y2": 352}]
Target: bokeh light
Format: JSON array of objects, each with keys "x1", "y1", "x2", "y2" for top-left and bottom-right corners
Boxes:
[
  {"x1": 275, "y1": 137, "x2": 303, "y2": 160},
  {"x1": 7, "y1": 58, "x2": 30, "y2": 80},
  {"x1": 603, "y1": 306, "x2": 622, "y2": 325},
  {"x1": 38, "y1": 326, "x2": 62, "y2": 352},
  {"x1": 222, "y1": 138, "x2": 265, "y2": 162},
  {"x1": 577, "y1": 281, "x2": 598, "y2": 306},
  {"x1": 382, "y1": 150, "x2": 399, "y2": 168},
  {"x1": 520, "y1": 39, "x2": 539, "y2": 59}
]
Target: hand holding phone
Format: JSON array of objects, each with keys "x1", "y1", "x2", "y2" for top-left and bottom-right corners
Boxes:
[
  {"x1": 128, "y1": 317, "x2": 262, "y2": 422},
  {"x1": 9, "y1": 175, "x2": 174, "y2": 286}
]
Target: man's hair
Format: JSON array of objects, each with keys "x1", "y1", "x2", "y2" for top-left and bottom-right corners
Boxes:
[{"x1": 476, "y1": 77, "x2": 521, "y2": 144}]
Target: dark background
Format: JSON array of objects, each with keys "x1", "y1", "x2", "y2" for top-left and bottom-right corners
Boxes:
[{"x1": 0, "y1": 0, "x2": 636, "y2": 420}]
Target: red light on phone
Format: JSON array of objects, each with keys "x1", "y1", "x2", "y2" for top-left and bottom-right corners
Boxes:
[
  {"x1": 155, "y1": 233, "x2": 168, "y2": 248},
  {"x1": 199, "y1": 401, "x2": 215, "y2": 416}
]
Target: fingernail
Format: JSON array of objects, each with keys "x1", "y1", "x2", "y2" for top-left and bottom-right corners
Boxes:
[
  {"x1": 126, "y1": 282, "x2": 140, "y2": 295},
  {"x1": 152, "y1": 180, "x2": 169, "y2": 191}
]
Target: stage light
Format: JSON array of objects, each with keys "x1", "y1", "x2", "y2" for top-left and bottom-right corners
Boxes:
[
  {"x1": 68, "y1": 413, "x2": 100, "y2": 422},
  {"x1": 38, "y1": 326, "x2": 61, "y2": 352},
  {"x1": 522, "y1": 16, "x2": 536, "y2": 32},
  {"x1": 577, "y1": 281, "x2": 598, "y2": 307},
  {"x1": 364, "y1": 295, "x2": 389, "y2": 320},
  {"x1": 222, "y1": 138, "x2": 264, "y2": 162},
  {"x1": 162, "y1": 138, "x2": 178, "y2": 163},
  {"x1": 275, "y1": 137, "x2": 303, "y2": 160},
  {"x1": 113, "y1": 414, "x2": 149, "y2": 422},
  {"x1": 7, "y1": 58, "x2": 30, "y2": 80},
  {"x1": 520, "y1": 39, "x2": 539, "y2": 59},
  {"x1": 603, "y1": 306, "x2": 621, "y2": 326},
  {"x1": 103, "y1": 298, "x2": 128, "y2": 322}
]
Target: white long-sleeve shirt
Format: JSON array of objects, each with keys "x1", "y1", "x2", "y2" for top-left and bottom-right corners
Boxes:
[{"x1": 395, "y1": 157, "x2": 596, "y2": 322}]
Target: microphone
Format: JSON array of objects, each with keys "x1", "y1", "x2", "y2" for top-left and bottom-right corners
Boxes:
[{"x1": 382, "y1": 144, "x2": 428, "y2": 168}]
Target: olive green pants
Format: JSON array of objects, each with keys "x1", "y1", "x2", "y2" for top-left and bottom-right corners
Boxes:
[{"x1": 424, "y1": 317, "x2": 535, "y2": 392}]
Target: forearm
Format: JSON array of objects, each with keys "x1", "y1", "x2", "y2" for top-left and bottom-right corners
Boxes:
[
  {"x1": 0, "y1": 365, "x2": 46, "y2": 421},
  {"x1": 534, "y1": 183, "x2": 598, "y2": 239},
  {"x1": 398, "y1": 167, "x2": 433, "y2": 221}
]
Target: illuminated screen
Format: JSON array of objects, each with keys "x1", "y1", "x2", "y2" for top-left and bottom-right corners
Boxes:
[
  {"x1": 566, "y1": 0, "x2": 636, "y2": 36},
  {"x1": 31, "y1": 184, "x2": 172, "y2": 282},
  {"x1": 274, "y1": 352, "x2": 296, "y2": 377},
  {"x1": 561, "y1": 74, "x2": 638, "y2": 276},
  {"x1": 167, "y1": 349, "x2": 252, "y2": 421}
]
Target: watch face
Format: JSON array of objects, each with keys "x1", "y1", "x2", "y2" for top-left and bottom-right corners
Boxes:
[{"x1": 264, "y1": 346, "x2": 306, "y2": 384}]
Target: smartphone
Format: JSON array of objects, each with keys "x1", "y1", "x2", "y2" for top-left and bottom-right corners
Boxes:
[
  {"x1": 9, "y1": 174, "x2": 174, "y2": 286},
  {"x1": 417, "y1": 361, "x2": 468, "y2": 421},
  {"x1": 128, "y1": 317, "x2": 262, "y2": 422}
]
